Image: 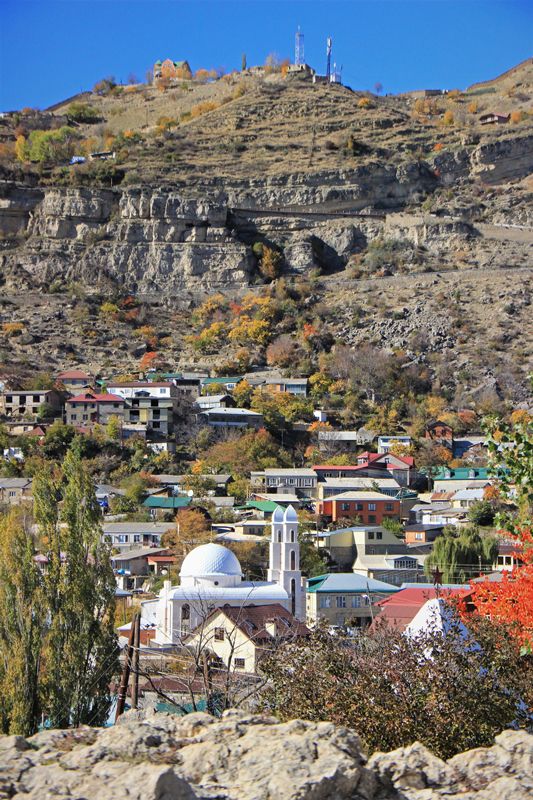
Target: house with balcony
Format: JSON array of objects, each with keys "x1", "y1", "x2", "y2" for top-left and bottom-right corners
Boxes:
[
  {"x1": 250, "y1": 468, "x2": 318, "y2": 499},
  {"x1": 102, "y1": 522, "x2": 175, "y2": 551},
  {"x1": 352, "y1": 553, "x2": 426, "y2": 586},
  {"x1": 123, "y1": 392, "x2": 176, "y2": 437},
  {"x1": 318, "y1": 476, "x2": 401, "y2": 500},
  {"x1": 66, "y1": 393, "x2": 124, "y2": 427}
]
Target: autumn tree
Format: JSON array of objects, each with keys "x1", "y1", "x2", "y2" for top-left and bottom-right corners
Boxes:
[
  {"x1": 127, "y1": 71, "x2": 138, "y2": 85},
  {"x1": 0, "y1": 510, "x2": 45, "y2": 735},
  {"x1": 33, "y1": 452, "x2": 118, "y2": 728},
  {"x1": 162, "y1": 508, "x2": 212, "y2": 566}
]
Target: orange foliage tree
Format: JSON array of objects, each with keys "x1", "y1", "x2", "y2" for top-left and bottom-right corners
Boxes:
[{"x1": 462, "y1": 526, "x2": 533, "y2": 651}]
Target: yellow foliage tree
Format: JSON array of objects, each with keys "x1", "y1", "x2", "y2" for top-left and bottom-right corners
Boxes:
[
  {"x1": 15, "y1": 135, "x2": 31, "y2": 162},
  {"x1": 443, "y1": 109, "x2": 454, "y2": 126}
]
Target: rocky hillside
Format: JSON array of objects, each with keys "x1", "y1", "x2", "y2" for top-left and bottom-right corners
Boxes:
[
  {"x1": 1, "y1": 709, "x2": 532, "y2": 799},
  {"x1": 0, "y1": 60, "x2": 533, "y2": 396}
]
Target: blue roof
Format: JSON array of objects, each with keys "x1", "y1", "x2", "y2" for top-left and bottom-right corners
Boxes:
[{"x1": 307, "y1": 573, "x2": 401, "y2": 594}]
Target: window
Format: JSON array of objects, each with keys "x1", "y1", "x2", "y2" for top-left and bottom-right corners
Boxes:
[
  {"x1": 278, "y1": 532, "x2": 282, "y2": 542},
  {"x1": 384, "y1": 503, "x2": 394, "y2": 512},
  {"x1": 9, "y1": 491, "x2": 15, "y2": 498},
  {"x1": 356, "y1": 503, "x2": 363, "y2": 511},
  {"x1": 113, "y1": 403, "x2": 120, "y2": 409},
  {"x1": 336, "y1": 596, "x2": 346, "y2": 608},
  {"x1": 153, "y1": 422, "x2": 161, "y2": 429},
  {"x1": 82, "y1": 415, "x2": 88, "y2": 421},
  {"x1": 460, "y1": 500, "x2": 467, "y2": 508},
  {"x1": 33, "y1": 396, "x2": 40, "y2": 403},
  {"x1": 234, "y1": 658, "x2": 245, "y2": 669},
  {"x1": 369, "y1": 515, "x2": 376, "y2": 523},
  {"x1": 368, "y1": 532, "x2": 374, "y2": 539},
  {"x1": 376, "y1": 532, "x2": 382, "y2": 540},
  {"x1": 160, "y1": 388, "x2": 165, "y2": 394},
  {"x1": 319, "y1": 596, "x2": 331, "y2": 609},
  {"x1": 415, "y1": 532, "x2": 423, "y2": 540},
  {"x1": 117, "y1": 535, "x2": 129, "y2": 543},
  {"x1": 342, "y1": 503, "x2": 350, "y2": 511},
  {"x1": 290, "y1": 530, "x2": 295, "y2": 542},
  {"x1": 214, "y1": 628, "x2": 225, "y2": 641},
  {"x1": 133, "y1": 535, "x2": 141, "y2": 543},
  {"x1": 394, "y1": 559, "x2": 417, "y2": 570},
  {"x1": 70, "y1": 414, "x2": 76, "y2": 421},
  {"x1": 351, "y1": 596, "x2": 361, "y2": 608},
  {"x1": 290, "y1": 550, "x2": 296, "y2": 570},
  {"x1": 368, "y1": 503, "x2": 376, "y2": 511}
]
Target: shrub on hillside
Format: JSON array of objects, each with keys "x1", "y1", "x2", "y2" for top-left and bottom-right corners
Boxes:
[{"x1": 66, "y1": 103, "x2": 98, "y2": 123}]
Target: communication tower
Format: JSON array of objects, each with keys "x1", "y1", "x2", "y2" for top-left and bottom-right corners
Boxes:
[
  {"x1": 326, "y1": 38, "x2": 332, "y2": 80},
  {"x1": 295, "y1": 27, "x2": 305, "y2": 66}
]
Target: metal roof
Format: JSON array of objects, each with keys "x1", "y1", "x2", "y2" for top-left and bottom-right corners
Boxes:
[
  {"x1": 103, "y1": 522, "x2": 175, "y2": 533},
  {"x1": 307, "y1": 573, "x2": 401, "y2": 594},
  {"x1": 142, "y1": 496, "x2": 191, "y2": 508}
]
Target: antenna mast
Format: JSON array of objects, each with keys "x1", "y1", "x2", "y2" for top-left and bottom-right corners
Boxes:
[
  {"x1": 295, "y1": 27, "x2": 305, "y2": 65},
  {"x1": 326, "y1": 38, "x2": 332, "y2": 80}
]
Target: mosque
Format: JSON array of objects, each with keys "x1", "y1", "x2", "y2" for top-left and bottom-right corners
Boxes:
[{"x1": 142, "y1": 505, "x2": 304, "y2": 645}]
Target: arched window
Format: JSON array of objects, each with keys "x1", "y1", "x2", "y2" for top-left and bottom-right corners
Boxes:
[
  {"x1": 290, "y1": 550, "x2": 296, "y2": 570},
  {"x1": 290, "y1": 530, "x2": 295, "y2": 542},
  {"x1": 278, "y1": 531, "x2": 282, "y2": 542},
  {"x1": 290, "y1": 579, "x2": 296, "y2": 615},
  {"x1": 181, "y1": 603, "x2": 190, "y2": 633}
]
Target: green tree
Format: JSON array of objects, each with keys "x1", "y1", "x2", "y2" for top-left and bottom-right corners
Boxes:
[
  {"x1": 0, "y1": 510, "x2": 45, "y2": 736},
  {"x1": 424, "y1": 525, "x2": 498, "y2": 584},
  {"x1": 298, "y1": 531, "x2": 328, "y2": 577},
  {"x1": 34, "y1": 452, "x2": 118, "y2": 728},
  {"x1": 106, "y1": 414, "x2": 121, "y2": 441},
  {"x1": 468, "y1": 501, "x2": 495, "y2": 527},
  {"x1": 66, "y1": 102, "x2": 98, "y2": 123},
  {"x1": 37, "y1": 402, "x2": 55, "y2": 419},
  {"x1": 242, "y1": 53, "x2": 247, "y2": 72}
]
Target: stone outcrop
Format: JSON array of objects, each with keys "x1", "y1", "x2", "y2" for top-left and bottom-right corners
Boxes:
[{"x1": 1, "y1": 710, "x2": 532, "y2": 799}]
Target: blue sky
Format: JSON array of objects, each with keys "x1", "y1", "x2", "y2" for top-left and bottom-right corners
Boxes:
[{"x1": 1, "y1": 1, "x2": 532, "y2": 111}]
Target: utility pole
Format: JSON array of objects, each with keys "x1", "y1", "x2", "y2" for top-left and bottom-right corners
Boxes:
[
  {"x1": 116, "y1": 612, "x2": 137, "y2": 720},
  {"x1": 131, "y1": 613, "x2": 140, "y2": 710}
]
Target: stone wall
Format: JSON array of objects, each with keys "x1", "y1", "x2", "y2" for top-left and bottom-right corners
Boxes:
[{"x1": 1, "y1": 709, "x2": 531, "y2": 799}]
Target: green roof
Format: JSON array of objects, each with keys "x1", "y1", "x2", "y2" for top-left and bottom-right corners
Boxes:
[
  {"x1": 433, "y1": 467, "x2": 489, "y2": 480},
  {"x1": 142, "y1": 496, "x2": 190, "y2": 509},
  {"x1": 155, "y1": 60, "x2": 162, "y2": 65},
  {"x1": 202, "y1": 377, "x2": 243, "y2": 386},
  {"x1": 174, "y1": 61, "x2": 188, "y2": 68},
  {"x1": 245, "y1": 500, "x2": 280, "y2": 513}
]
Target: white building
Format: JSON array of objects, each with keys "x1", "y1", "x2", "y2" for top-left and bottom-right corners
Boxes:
[{"x1": 142, "y1": 505, "x2": 304, "y2": 645}]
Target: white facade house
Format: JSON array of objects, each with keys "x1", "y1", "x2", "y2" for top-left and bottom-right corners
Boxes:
[
  {"x1": 377, "y1": 436, "x2": 412, "y2": 454},
  {"x1": 107, "y1": 382, "x2": 176, "y2": 400},
  {"x1": 143, "y1": 506, "x2": 304, "y2": 645}
]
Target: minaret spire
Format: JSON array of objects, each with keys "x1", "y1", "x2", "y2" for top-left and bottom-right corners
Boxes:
[{"x1": 268, "y1": 505, "x2": 303, "y2": 620}]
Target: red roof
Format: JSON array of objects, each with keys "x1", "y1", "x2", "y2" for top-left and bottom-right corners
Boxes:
[
  {"x1": 58, "y1": 370, "x2": 92, "y2": 380},
  {"x1": 23, "y1": 426, "x2": 47, "y2": 437},
  {"x1": 371, "y1": 587, "x2": 462, "y2": 632},
  {"x1": 66, "y1": 393, "x2": 123, "y2": 403}
]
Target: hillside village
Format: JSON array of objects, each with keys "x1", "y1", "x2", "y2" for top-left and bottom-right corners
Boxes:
[{"x1": 0, "y1": 45, "x2": 533, "y2": 758}]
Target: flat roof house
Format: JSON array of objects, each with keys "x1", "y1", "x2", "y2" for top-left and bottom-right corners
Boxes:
[{"x1": 317, "y1": 491, "x2": 400, "y2": 525}]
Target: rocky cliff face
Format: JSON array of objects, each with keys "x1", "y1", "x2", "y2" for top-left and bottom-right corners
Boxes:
[
  {"x1": 1, "y1": 127, "x2": 532, "y2": 295},
  {"x1": 1, "y1": 710, "x2": 531, "y2": 799}
]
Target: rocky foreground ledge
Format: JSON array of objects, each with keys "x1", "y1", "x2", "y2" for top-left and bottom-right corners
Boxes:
[{"x1": 0, "y1": 710, "x2": 532, "y2": 799}]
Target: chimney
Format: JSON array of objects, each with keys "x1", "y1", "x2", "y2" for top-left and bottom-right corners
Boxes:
[{"x1": 265, "y1": 618, "x2": 278, "y2": 638}]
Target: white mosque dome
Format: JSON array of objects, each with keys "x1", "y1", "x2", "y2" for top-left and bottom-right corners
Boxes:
[{"x1": 180, "y1": 543, "x2": 243, "y2": 579}]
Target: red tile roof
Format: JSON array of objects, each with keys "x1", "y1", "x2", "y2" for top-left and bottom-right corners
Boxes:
[
  {"x1": 58, "y1": 370, "x2": 92, "y2": 380},
  {"x1": 370, "y1": 587, "x2": 462, "y2": 632}
]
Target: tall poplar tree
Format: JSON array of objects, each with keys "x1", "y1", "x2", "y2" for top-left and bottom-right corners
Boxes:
[
  {"x1": 34, "y1": 452, "x2": 118, "y2": 728},
  {"x1": 0, "y1": 510, "x2": 45, "y2": 736}
]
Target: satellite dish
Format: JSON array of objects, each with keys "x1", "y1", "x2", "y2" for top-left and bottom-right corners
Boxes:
[{"x1": 187, "y1": 490, "x2": 194, "y2": 497}]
